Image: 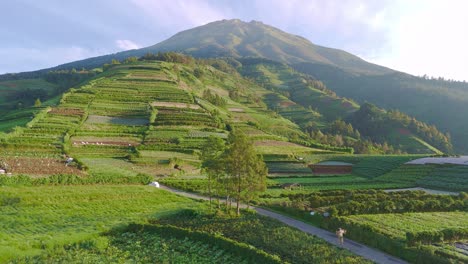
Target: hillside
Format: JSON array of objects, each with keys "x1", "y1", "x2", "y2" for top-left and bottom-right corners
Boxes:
[
  {"x1": 2, "y1": 19, "x2": 464, "y2": 152},
  {"x1": 1, "y1": 57, "x2": 342, "y2": 179},
  {"x1": 294, "y1": 62, "x2": 468, "y2": 152},
  {"x1": 232, "y1": 57, "x2": 450, "y2": 154},
  {"x1": 1, "y1": 54, "x2": 449, "y2": 162}
]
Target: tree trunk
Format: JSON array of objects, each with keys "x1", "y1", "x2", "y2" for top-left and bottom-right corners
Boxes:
[
  {"x1": 208, "y1": 178, "x2": 212, "y2": 211},
  {"x1": 236, "y1": 197, "x2": 240, "y2": 215}
]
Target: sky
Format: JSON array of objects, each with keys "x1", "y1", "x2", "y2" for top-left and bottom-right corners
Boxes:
[{"x1": 1, "y1": 0, "x2": 467, "y2": 81}]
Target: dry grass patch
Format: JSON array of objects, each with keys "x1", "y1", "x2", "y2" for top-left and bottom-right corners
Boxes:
[{"x1": 151, "y1": 102, "x2": 200, "y2": 109}]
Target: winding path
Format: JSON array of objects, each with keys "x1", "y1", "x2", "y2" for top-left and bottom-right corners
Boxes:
[{"x1": 159, "y1": 184, "x2": 408, "y2": 264}]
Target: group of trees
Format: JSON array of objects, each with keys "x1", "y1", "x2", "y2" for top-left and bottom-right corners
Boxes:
[
  {"x1": 347, "y1": 103, "x2": 453, "y2": 153},
  {"x1": 45, "y1": 69, "x2": 96, "y2": 89},
  {"x1": 140, "y1": 52, "x2": 196, "y2": 65},
  {"x1": 202, "y1": 89, "x2": 227, "y2": 107},
  {"x1": 307, "y1": 119, "x2": 400, "y2": 154},
  {"x1": 200, "y1": 130, "x2": 267, "y2": 215},
  {"x1": 283, "y1": 189, "x2": 467, "y2": 216}
]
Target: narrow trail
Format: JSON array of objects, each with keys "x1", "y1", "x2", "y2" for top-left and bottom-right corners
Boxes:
[{"x1": 159, "y1": 184, "x2": 408, "y2": 264}]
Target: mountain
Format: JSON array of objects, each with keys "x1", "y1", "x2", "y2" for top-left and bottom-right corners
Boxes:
[
  {"x1": 10, "y1": 19, "x2": 390, "y2": 76},
  {"x1": 293, "y1": 63, "x2": 468, "y2": 152},
  {"x1": 1, "y1": 19, "x2": 465, "y2": 152},
  {"x1": 1, "y1": 57, "x2": 445, "y2": 182}
]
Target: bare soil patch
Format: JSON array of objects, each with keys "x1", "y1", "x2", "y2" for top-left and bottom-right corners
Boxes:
[
  {"x1": 398, "y1": 128, "x2": 411, "y2": 135},
  {"x1": 151, "y1": 102, "x2": 200, "y2": 109},
  {"x1": 228, "y1": 107, "x2": 245, "y2": 112},
  {"x1": 280, "y1": 101, "x2": 296, "y2": 107},
  {"x1": 49, "y1": 108, "x2": 84, "y2": 116},
  {"x1": 2, "y1": 157, "x2": 83, "y2": 176},
  {"x1": 254, "y1": 140, "x2": 303, "y2": 147}
]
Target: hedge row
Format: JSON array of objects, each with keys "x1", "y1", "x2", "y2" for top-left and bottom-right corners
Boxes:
[
  {"x1": 0, "y1": 173, "x2": 153, "y2": 186},
  {"x1": 121, "y1": 223, "x2": 282, "y2": 264},
  {"x1": 407, "y1": 228, "x2": 468, "y2": 246},
  {"x1": 289, "y1": 138, "x2": 354, "y2": 153},
  {"x1": 321, "y1": 216, "x2": 461, "y2": 264}
]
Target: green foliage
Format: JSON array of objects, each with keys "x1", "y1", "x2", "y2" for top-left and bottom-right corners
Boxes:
[
  {"x1": 154, "y1": 210, "x2": 371, "y2": 264},
  {"x1": 225, "y1": 130, "x2": 268, "y2": 214},
  {"x1": 202, "y1": 89, "x2": 227, "y2": 107},
  {"x1": 34, "y1": 98, "x2": 42, "y2": 107},
  {"x1": 406, "y1": 228, "x2": 468, "y2": 246},
  {"x1": 347, "y1": 103, "x2": 451, "y2": 153},
  {"x1": 296, "y1": 62, "x2": 466, "y2": 152},
  {"x1": 0, "y1": 185, "x2": 205, "y2": 262},
  {"x1": 321, "y1": 214, "x2": 464, "y2": 264}
]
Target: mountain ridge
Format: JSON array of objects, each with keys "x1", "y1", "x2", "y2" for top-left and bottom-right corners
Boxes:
[{"x1": 1, "y1": 19, "x2": 466, "y2": 152}]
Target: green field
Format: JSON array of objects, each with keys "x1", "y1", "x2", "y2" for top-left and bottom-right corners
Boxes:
[
  {"x1": 346, "y1": 212, "x2": 468, "y2": 239},
  {"x1": 270, "y1": 175, "x2": 367, "y2": 185},
  {"x1": 1, "y1": 58, "x2": 467, "y2": 264},
  {"x1": 0, "y1": 185, "x2": 204, "y2": 262}
]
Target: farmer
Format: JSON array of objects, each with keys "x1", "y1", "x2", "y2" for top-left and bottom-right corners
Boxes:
[{"x1": 336, "y1": 227, "x2": 346, "y2": 245}]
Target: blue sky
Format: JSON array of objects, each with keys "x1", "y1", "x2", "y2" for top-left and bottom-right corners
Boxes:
[{"x1": 1, "y1": 0, "x2": 467, "y2": 80}]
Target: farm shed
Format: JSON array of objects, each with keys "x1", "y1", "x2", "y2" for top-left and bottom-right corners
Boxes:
[{"x1": 308, "y1": 161, "x2": 353, "y2": 175}]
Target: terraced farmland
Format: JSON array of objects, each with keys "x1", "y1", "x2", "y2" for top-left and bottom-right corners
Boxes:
[
  {"x1": 0, "y1": 185, "x2": 204, "y2": 262},
  {"x1": 418, "y1": 165, "x2": 468, "y2": 191}
]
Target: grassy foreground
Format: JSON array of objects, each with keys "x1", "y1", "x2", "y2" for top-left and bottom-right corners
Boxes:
[
  {"x1": 0, "y1": 184, "x2": 371, "y2": 263},
  {"x1": 0, "y1": 185, "x2": 204, "y2": 262}
]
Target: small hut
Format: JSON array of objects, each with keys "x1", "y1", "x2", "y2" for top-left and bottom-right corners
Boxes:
[{"x1": 308, "y1": 161, "x2": 353, "y2": 175}]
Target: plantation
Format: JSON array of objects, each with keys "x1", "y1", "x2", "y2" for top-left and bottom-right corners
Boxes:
[
  {"x1": 0, "y1": 185, "x2": 204, "y2": 262},
  {"x1": 1, "y1": 57, "x2": 467, "y2": 263},
  {"x1": 324, "y1": 212, "x2": 468, "y2": 263},
  {"x1": 261, "y1": 188, "x2": 468, "y2": 263}
]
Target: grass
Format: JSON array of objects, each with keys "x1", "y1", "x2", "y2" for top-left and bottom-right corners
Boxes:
[
  {"x1": 154, "y1": 210, "x2": 371, "y2": 264},
  {"x1": 345, "y1": 212, "x2": 468, "y2": 240},
  {"x1": 0, "y1": 185, "x2": 205, "y2": 262},
  {"x1": 270, "y1": 175, "x2": 367, "y2": 185},
  {"x1": 418, "y1": 165, "x2": 468, "y2": 191},
  {"x1": 18, "y1": 229, "x2": 253, "y2": 264}
]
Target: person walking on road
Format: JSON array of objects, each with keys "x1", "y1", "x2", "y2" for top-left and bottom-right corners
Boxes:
[{"x1": 336, "y1": 227, "x2": 346, "y2": 245}]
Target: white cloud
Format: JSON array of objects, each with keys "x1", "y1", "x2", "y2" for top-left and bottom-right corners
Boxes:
[
  {"x1": 116, "y1": 39, "x2": 140, "y2": 50},
  {"x1": 364, "y1": 0, "x2": 468, "y2": 81}
]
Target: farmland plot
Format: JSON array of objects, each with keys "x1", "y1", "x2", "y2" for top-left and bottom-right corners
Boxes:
[{"x1": 1, "y1": 157, "x2": 83, "y2": 176}]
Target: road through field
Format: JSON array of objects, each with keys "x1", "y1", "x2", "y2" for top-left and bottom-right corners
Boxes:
[{"x1": 159, "y1": 184, "x2": 408, "y2": 264}]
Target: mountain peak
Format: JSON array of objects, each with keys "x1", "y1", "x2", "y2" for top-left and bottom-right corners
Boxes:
[{"x1": 42, "y1": 19, "x2": 392, "y2": 76}]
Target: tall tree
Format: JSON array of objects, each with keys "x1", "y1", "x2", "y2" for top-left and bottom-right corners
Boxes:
[
  {"x1": 224, "y1": 130, "x2": 267, "y2": 215},
  {"x1": 200, "y1": 136, "x2": 226, "y2": 211}
]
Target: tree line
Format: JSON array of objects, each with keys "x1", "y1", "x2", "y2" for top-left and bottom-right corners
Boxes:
[{"x1": 200, "y1": 130, "x2": 267, "y2": 215}]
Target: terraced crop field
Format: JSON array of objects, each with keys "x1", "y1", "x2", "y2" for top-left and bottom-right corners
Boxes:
[
  {"x1": 374, "y1": 164, "x2": 435, "y2": 184},
  {"x1": 345, "y1": 212, "x2": 468, "y2": 239},
  {"x1": 418, "y1": 165, "x2": 468, "y2": 191},
  {"x1": 0, "y1": 185, "x2": 204, "y2": 262},
  {"x1": 271, "y1": 175, "x2": 367, "y2": 185},
  {"x1": 266, "y1": 161, "x2": 311, "y2": 174}
]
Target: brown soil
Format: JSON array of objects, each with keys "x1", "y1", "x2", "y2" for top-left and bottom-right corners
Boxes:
[
  {"x1": 398, "y1": 128, "x2": 411, "y2": 135},
  {"x1": 254, "y1": 140, "x2": 302, "y2": 147},
  {"x1": 280, "y1": 101, "x2": 296, "y2": 107},
  {"x1": 228, "y1": 108, "x2": 245, "y2": 112},
  {"x1": 151, "y1": 102, "x2": 200, "y2": 109},
  {"x1": 2, "y1": 157, "x2": 84, "y2": 176},
  {"x1": 49, "y1": 108, "x2": 85, "y2": 116}
]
